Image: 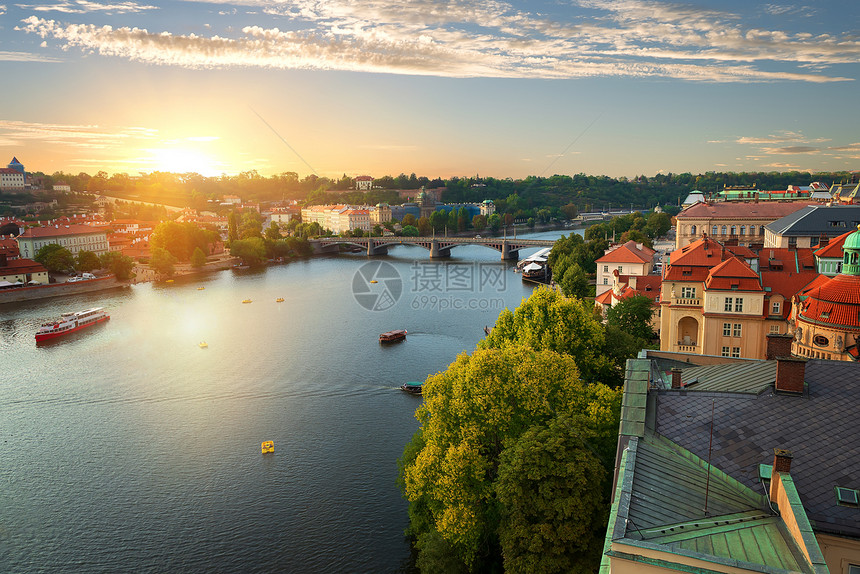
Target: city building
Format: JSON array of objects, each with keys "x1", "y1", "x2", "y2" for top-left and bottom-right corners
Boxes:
[
  {"x1": 764, "y1": 205, "x2": 860, "y2": 249},
  {"x1": 659, "y1": 236, "x2": 819, "y2": 358},
  {"x1": 52, "y1": 183, "x2": 71, "y2": 192},
  {"x1": 370, "y1": 203, "x2": 392, "y2": 225},
  {"x1": 814, "y1": 229, "x2": 855, "y2": 276},
  {"x1": 0, "y1": 254, "x2": 48, "y2": 285},
  {"x1": 595, "y1": 240, "x2": 657, "y2": 296},
  {"x1": 674, "y1": 202, "x2": 814, "y2": 250},
  {"x1": 602, "y1": 345, "x2": 860, "y2": 573},
  {"x1": 16, "y1": 224, "x2": 110, "y2": 258},
  {"x1": 480, "y1": 199, "x2": 495, "y2": 216},
  {"x1": 830, "y1": 182, "x2": 860, "y2": 205},
  {"x1": 355, "y1": 175, "x2": 373, "y2": 191},
  {"x1": 791, "y1": 225, "x2": 860, "y2": 362}
]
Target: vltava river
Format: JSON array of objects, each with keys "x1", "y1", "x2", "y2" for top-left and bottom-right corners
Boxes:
[{"x1": 0, "y1": 231, "x2": 571, "y2": 573}]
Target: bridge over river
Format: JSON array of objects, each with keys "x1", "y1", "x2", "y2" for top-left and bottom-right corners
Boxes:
[{"x1": 309, "y1": 236, "x2": 556, "y2": 260}]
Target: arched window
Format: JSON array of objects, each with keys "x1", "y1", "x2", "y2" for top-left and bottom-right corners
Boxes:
[
  {"x1": 740, "y1": 225, "x2": 746, "y2": 235},
  {"x1": 691, "y1": 225, "x2": 697, "y2": 235},
  {"x1": 750, "y1": 225, "x2": 756, "y2": 236},
  {"x1": 730, "y1": 226, "x2": 736, "y2": 235},
  {"x1": 721, "y1": 225, "x2": 727, "y2": 235},
  {"x1": 712, "y1": 225, "x2": 718, "y2": 235}
]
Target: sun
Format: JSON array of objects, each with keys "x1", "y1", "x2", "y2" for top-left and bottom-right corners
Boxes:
[{"x1": 143, "y1": 145, "x2": 225, "y2": 177}]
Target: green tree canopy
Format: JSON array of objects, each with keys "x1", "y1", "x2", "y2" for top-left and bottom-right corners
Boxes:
[
  {"x1": 229, "y1": 237, "x2": 266, "y2": 266},
  {"x1": 400, "y1": 345, "x2": 621, "y2": 572},
  {"x1": 480, "y1": 287, "x2": 611, "y2": 384},
  {"x1": 99, "y1": 251, "x2": 135, "y2": 280},
  {"x1": 35, "y1": 243, "x2": 75, "y2": 273},
  {"x1": 75, "y1": 250, "x2": 101, "y2": 273},
  {"x1": 149, "y1": 246, "x2": 177, "y2": 276},
  {"x1": 606, "y1": 294, "x2": 655, "y2": 342},
  {"x1": 190, "y1": 247, "x2": 207, "y2": 268},
  {"x1": 150, "y1": 221, "x2": 215, "y2": 262},
  {"x1": 401, "y1": 225, "x2": 420, "y2": 237}
]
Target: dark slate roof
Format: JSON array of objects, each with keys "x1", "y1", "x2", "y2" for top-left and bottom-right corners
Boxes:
[
  {"x1": 655, "y1": 359, "x2": 860, "y2": 538},
  {"x1": 765, "y1": 205, "x2": 860, "y2": 237}
]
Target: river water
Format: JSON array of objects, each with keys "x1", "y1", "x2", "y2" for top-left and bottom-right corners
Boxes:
[{"x1": 0, "y1": 230, "x2": 574, "y2": 573}]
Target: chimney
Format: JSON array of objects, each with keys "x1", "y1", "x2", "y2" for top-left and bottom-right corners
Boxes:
[
  {"x1": 775, "y1": 357, "x2": 806, "y2": 394},
  {"x1": 770, "y1": 448, "x2": 793, "y2": 502},
  {"x1": 766, "y1": 333, "x2": 794, "y2": 360},
  {"x1": 773, "y1": 448, "x2": 793, "y2": 473},
  {"x1": 671, "y1": 368, "x2": 683, "y2": 389}
]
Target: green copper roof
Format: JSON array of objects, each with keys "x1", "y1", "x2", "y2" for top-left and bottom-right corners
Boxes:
[{"x1": 609, "y1": 433, "x2": 815, "y2": 573}]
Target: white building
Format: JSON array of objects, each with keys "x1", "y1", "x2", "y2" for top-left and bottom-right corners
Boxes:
[{"x1": 17, "y1": 224, "x2": 110, "y2": 258}]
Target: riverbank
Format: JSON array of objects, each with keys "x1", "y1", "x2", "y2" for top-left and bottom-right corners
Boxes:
[{"x1": 0, "y1": 276, "x2": 129, "y2": 305}]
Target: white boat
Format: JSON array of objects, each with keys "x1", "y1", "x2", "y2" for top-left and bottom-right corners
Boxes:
[{"x1": 35, "y1": 307, "x2": 110, "y2": 342}]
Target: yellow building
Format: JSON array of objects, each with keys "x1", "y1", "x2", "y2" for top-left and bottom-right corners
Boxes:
[{"x1": 674, "y1": 202, "x2": 813, "y2": 250}]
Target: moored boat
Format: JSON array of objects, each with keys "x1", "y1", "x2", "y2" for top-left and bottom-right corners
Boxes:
[
  {"x1": 400, "y1": 381, "x2": 423, "y2": 395},
  {"x1": 379, "y1": 329, "x2": 407, "y2": 343},
  {"x1": 35, "y1": 307, "x2": 110, "y2": 342}
]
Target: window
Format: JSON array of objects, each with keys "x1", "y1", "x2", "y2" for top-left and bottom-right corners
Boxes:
[
  {"x1": 813, "y1": 335, "x2": 830, "y2": 347},
  {"x1": 740, "y1": 225, "x2": 746, "y2": 235},
  {"x1": 731, "y1": 347, "x2": 741, "y2": 358},
  {"x1": 724, "y1": 297, "x2": 733, "y2": 312},
  {"x1": 735, "y1": 298, "x2": 743, "y2": 312},
  {"x1": 721, "y1": 346, "x2": 730, "y2": 357},
  {"x1": 691, "y1": 225, "x2": 697, "y2": 235},
  {"x1": 617, "y1": 266, "x2": 623, "y2": 273},
  {"x1": 772, "y1": 301, "x2": 781, "y2": 315},
  {"x1": 603, "y1": 278, "x2": 608, "y2": 285},
  {"x1": 848, "y1": 564, "x2": 860, "y2": 574},
  {"x1": 836, "y1": 487, "x2": 859, "y2": 507},
  {"x1": 759, "y1": 226, "x2": 764, "y2": 236},
  {"x1": 721, "y1": 225, "x2": 727, "y2": 235},
  {"x1": 681, "y1": 286, "x2": 696, "y2": 298},
  {"x1": 730, "y1": 226, "x2": 736, "y2": 235},
  {"x1": 770, "y1": 325, "x2": 780, "y2": 334},
  {"x1": 788, "y1": 237, "x2": 797, "y2": 248},
  {"x1": 712, "y1": 225, "x2": 718, "y2": 235},
  {"x1": 603, "y1": 265, "x2": 609, "y2": 273},
  {"x1": 733, "y1": 324, "x2": 742, "y2": 337},
  {"x1": 723, "y1": 323, "x2": 732, "y2": 336}
]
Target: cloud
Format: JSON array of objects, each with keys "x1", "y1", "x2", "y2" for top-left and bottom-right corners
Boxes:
[
  {"x1": 0, "y1": 4, "x2": 6, "y2": 15},
  {"x1": 0, "y1": 50, "x2": 62, "y2": 62},
  {"x1": 14, "y1": 1, "x2": 158, "y2": 14},
  {"x1": 15, "y1": 0, "x2": 860, "y2": 82},
  {"x1": 761, "y1": 145, "x2": 820, "y2": 154},
  {"x1": 0, "y1": 119, "x2": 157, "y2": 149}
]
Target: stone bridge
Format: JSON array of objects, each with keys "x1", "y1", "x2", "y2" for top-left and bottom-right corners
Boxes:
[{"x1": 308, "y1": 236, "x2": 556, "y2": 260}]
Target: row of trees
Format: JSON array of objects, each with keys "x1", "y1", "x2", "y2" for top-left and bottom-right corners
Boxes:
[
  {"x1": 34, "y1": 244, "x2": 135, "y2": 280},
  {"x1": 399, "y1": 287, "x2": 653, "y2": 572},
  {"x1": 28, "y1": 169, "x2": 853, "y2": 216}
]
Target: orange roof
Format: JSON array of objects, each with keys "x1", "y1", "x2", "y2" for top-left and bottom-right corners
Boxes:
[
  {"x1": 18, "y1": 224, "x2": 106, "y2": 238},
  {"x1": 757, "y1": 248, "x2": 816, "y2": 272},
  {"x1": 814, "y1": 229, "x2": 855, "y2": 258},
  {"x1": 595, "y1": 289, "x2": 614, "y2": 305},
  {"x1": 798, "y1": 274, "x2": 860, "y2": 330},
  {"x1": 676, "y1": 201, "x2": 814, "y2": 220},
  {"x1": 0, "y1": 257, "x2": 46, "y2": 275},
  {"x1": 761, "y1": 271, "x2": 820, "y2": 318},
  {"x1": 597, "y1": 240, "x2": 655, "y2": 264},
  {"x1": 705, "y1": 257, "x2": 762, "y2": 291}
]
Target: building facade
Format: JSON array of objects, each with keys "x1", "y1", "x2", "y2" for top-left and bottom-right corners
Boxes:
[
  {"x1": 674, "y1": 202, "x2": 813, "y2": 250},
  {"x1": 595, "y1": 240, "x2": 656, "y2": 296},
  {"x1": 16, "y1": 224, "x2": 110, "y2": 258}
]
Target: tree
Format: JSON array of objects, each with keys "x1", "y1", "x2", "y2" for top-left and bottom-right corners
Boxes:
[
  {"x1": 264, "y1": 222, "x2": 282, "y2": 241},
  {"x1": 239, "y1": 210, "x2": 263, "y2": 239},
  {"x1": 488, "y1": 213, "x2": 502, "y2": 232},
  {"x1": 606, "y1": 295, "x2": 655, "y2": 341},
  {"x1": 402, "y1": 213, "x2": 417, "y2": 227},
  {"x1": 400, "y1": 345, "x2": 621, "y2": 572},
  {"x1": 480, "y1": 287, "x2": 611, "y2": 384},
  {"x1": 401, "y1": 225, "x2": 419, "y2": 237},
  {"x1": 496, "y1": 415, "x2": 608, "y2": 573},
  {"x1": 35, "y1": 244, "x2": 75, "y2": 273},
  {"x1": 99, "y1": 251, "x2": 135, "y2": 280},
  {"x1": 229, "y1": 237, "x2": 266, "y2": 266},
  {"x1": 472, "y1": 214, "x2": 487, "y2": 231},
  {"x1": 75, "y1": 250, "x2": 101, "y2": 273},
  {"x1": 417, "y1": 216, "x2": 431, "y2": 236},
  {"x1": 149, "y1": 247, "x2": 177, "y2": 276},
  {"x1": 190, "y1": 247, "x2": 207, "y2": 268},
  {"x1": 558, "y1": 261, "x2": 589, "y2": 299},
  {"x1": 228, "y1": 211, "x2": 239, "y2": 242}
]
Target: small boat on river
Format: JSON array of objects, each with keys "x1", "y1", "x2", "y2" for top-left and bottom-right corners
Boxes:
[
  {"x1": 242, "y1": 299, "x2": 252, "y2": 304},
  {"x1": 35, "y1": 307, "x2": 110, "y2": 342},
  {"x1": 400, "y1": 381, "x2": 423, "y2": 395},
  {"x1": 379, "y1": 329, "x2": 407, "y2": 344}
]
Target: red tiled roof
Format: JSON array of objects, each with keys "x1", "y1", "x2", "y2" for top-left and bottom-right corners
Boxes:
[
  {"x1": 798, "y1": 274, "x2": 860, "y2": 329},
  {"x1": 676, "y1": 201, "x2": 814, "y2": 220},
  {"x1": 18, "y1": 224, "x2": 106, "y2": 238},
  {"x1": 760, "y1": 271, "x2": 820, "y2": 318},
  {"x1": 814, "y1": 229, "x2": 855, "y2": 258},
  {"x1": 0, "y1": 257, "x2": 46, "y2": 274},
  {"x1": 705, "y1": 257, "x2": 762, "y2": 291},
  {"x1": 595, "y1": 289, "x2": 613, "y2": 305},
  {"x1": 757, "y1": 248, "x2": 816, "y2": 272},
  {"x1": 597, "y1": 240, "x2": 656, "y2": 264}
]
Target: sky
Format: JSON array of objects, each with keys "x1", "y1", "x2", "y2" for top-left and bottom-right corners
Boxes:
[{"x1": 1, "y1": 0, "x2": 859, "y2": 180}]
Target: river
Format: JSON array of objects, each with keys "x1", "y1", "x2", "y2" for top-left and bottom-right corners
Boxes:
[{"x1": 0, "y1": 229, "x2": 577, "y2": 573}]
